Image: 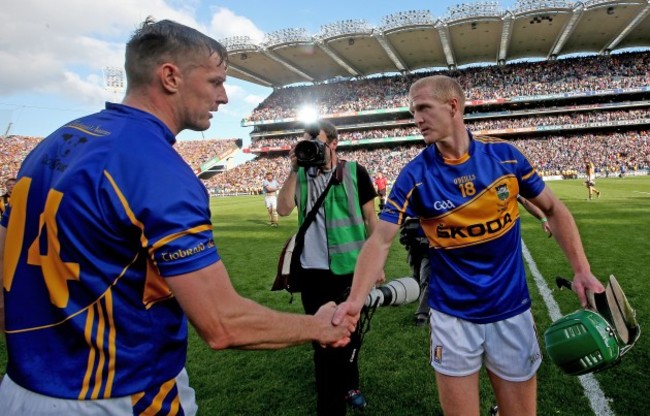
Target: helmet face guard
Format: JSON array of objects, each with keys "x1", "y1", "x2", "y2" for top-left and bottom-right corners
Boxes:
[{"x1": 544, "y1": 309, "x2": 620, "y2": 376}]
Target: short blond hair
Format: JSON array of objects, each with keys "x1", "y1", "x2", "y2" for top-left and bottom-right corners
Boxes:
[{"x1": 409, "y1": 75, "x2": 466, "y2": 113}]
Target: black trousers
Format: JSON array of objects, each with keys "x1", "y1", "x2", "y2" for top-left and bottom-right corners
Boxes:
[{"x1": 299, "y1": 267, "x2": 362, "y2": 416}]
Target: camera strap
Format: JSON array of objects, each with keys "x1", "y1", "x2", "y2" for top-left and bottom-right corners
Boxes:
[
  {"x1": 296, "y1": 160, "x2": 346, "y2": 238},
  {"x1": 290, "y1": 162, "x2": 344, "y2": 275}
]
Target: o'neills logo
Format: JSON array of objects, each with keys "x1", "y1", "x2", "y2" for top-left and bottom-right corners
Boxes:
[{"x1": 161, "y1": 240, "x2": 214, "y2": 261}]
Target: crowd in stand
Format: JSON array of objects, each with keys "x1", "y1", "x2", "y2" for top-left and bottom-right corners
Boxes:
[
  {"x1": 174, "y1": 138, "x2": 239, "y2": 170},
  {"x1": 2, "y1": 130, "x2": 648, "y2": 196},
  {"x1": 245, "y1": 51, "x2": 650, "y2": 122},
  {"x1": 248, "y1": 108, "x2": 650, "y2": 150},
  {"x1": 0, "y1": 135, "x2": 42, "y2": 185}
]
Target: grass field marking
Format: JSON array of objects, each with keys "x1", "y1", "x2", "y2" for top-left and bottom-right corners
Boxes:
[
  {"x1": 522, "y1": 240, "x2": 615, "y2": 416},
  {"x1": 631, "y1": 191, "x2": 650, "y2": 195}
]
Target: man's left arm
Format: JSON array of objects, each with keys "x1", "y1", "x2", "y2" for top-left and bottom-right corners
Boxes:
[{"x1": 529, "y1": 188, "x2": 605, "y2": 307}]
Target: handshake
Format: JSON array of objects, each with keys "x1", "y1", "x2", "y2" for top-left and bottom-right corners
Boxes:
[
  {"x1": 315, "y1": 277, "x2": 420, "y2": 347},
  {"x1": 314, "y1": 301, "x2": 359, "y2": 348}
]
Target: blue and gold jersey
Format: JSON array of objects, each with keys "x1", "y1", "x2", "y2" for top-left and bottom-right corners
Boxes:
[
  {"x1": 381, "y1": 132, "x2": 545, "y2": 323},
  {"x1": 3, "y1": 103, "x2": 220, "y2": 399}
]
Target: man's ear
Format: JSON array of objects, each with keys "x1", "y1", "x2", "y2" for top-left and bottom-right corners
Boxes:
[
  {"x1": 449, "y1": 97, "x2": 459, "y2": 117},
  {"x1": 159, "y1": 63, "x2": 181, "y2": 93}
]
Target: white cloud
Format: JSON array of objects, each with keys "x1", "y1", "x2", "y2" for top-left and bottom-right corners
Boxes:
[
  {"x1": 0, "y1": 0, "x2": 204, "y2": 102},
  {"x1": 245, "y1": 94, "x2": 265, "y2": 105},
  {"x1": 208, "y1": 7, "x2": 265, "y2": 43},
  {"x1": 0, "y1": 1, "x2": 268, "y2": 138}
]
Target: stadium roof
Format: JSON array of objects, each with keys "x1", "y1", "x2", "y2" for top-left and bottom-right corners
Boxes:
[{"x1": 220, "y1": 0, "x2": 650, "y2": 88}]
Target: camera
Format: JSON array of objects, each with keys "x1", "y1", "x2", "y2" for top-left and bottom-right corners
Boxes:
[
  {"x1": 365, "y1": 277, "x2": 420, "y2": 308},
  {"x1": 295, "y1": 124, "x2": 326, "y2": 167}
]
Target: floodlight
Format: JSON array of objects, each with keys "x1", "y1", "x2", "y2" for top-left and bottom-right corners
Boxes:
[{"x1": 297, "y1": 105, "x2": 319, "y2": 124}]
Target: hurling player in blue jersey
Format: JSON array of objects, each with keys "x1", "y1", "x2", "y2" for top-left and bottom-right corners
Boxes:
[
  {"x1": 334, "y1": 75, "x2": 605, "y2": 416},
  {"x1": 0, "y1": 18, "x2": 356, "y2": 416}
]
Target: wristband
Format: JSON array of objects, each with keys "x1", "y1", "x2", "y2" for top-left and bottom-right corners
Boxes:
[{"x1": 540, "y1": 218, "x2": 548, "y2": 224}]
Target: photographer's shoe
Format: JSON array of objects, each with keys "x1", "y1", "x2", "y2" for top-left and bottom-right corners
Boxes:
[{"x1": 345, "y1": 389, "x2": 367, "y2": 411}]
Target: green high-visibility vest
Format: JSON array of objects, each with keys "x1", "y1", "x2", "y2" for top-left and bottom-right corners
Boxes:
[{"x1": 297, "y1": 161, "x2": 367, "y2": 275}]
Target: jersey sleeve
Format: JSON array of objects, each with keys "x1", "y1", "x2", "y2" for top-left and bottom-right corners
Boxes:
[
  {"x1": 512, "y1": 145, "x2": 546, "y2": 199},
  {"x1": 104, "y1": 137, "x2": 220, "y2": 277},
  {"x1": 379, "y1": 158, "x2": 421, "y2": 225}
]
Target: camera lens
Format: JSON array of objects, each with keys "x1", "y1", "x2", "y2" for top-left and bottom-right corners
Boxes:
[
  {"x1": 295, "y1": 140, "x2": 318, "y2": 161},
  {"x1": 295, "y1": 139, "x2": 326, "y2": 167}
]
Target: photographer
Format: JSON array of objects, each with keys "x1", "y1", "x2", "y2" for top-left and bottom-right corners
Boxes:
[{"x1": 277, "y1": 120, "x2": 380, "y2": 415}]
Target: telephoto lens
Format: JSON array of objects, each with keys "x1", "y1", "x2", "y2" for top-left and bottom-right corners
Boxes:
[{"x1": 365, "y1": 277, "x2": 420, "y2": 307}]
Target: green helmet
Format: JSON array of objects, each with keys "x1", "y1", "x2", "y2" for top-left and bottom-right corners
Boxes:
[{"x1": 544, "y1": 309, "x2": 620, "y2": 376}]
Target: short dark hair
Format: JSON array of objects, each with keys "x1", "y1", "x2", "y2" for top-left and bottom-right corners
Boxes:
[
  {"x1": 124, "y1": 17, "x2": 229, "y2": 89},
  {"x1": 317, "y1": 120, "x2": 338, "y2": 143}
]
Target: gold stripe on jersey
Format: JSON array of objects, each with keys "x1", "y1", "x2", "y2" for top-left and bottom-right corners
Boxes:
[
  {"x1": 142, "y1": 377, "x2": 178, "y2": 415},
  {"x1": 385, "y1": 183, "x2": 422, "y2": 225},
  {"x1": 421, "y1": 175, "x2": 520, "y2": 250},
  {"x1": 105, "y1": 289, "x2": 117, "y2": 397},
  {"x1": 104, "y1": 170, "x2": 148, "y2": 248},
  {"x1": 522, "y1": 168, "x2": 538, "y2": 181},
  {"x1": 91, "y1": 301, "x2": 107, "y2": 399},
  {"x1": 79, "y1": 306, "x2": 96, "y2": 399},
  {"x1": 3, "y1": 177, "x2": 30, "y2": 291},
  {"x1": 150, "y1": 225, "x2": 214, "y2": 252},
  {"x1": 78, "y1": 291, "x2": 118, "y2": 400}
]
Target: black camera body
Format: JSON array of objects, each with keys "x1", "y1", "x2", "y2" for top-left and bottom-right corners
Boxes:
[{"x1": 295, "y1": 124, "x2": 326, "y2": 167}]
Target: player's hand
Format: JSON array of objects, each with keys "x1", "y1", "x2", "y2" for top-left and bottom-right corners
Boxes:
[
  {"x1": 332, "y1": 301, "x2": 362, "y2": 331},
  {"x1": 571, "y1": 272, "x2": 606, "y2": 309},
  {"x1": 314, "y1": 301, "x2": 357, "y2": 347}
]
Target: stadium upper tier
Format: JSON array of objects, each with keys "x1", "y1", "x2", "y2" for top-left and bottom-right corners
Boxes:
[
  {"x1": 241, "y1": 50, "x2": 649, "y2": 131},
  {"x1": 220, "y1": 0, "x2": 650, "y2": 88}
]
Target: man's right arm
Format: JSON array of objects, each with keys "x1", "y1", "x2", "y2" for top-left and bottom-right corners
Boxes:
[
  {"x1": 167, "y1": 260, "x2": 357, "y2": 350},
  {"x1": 277, "y1": 170, "x2": 297, "y2": 216}
]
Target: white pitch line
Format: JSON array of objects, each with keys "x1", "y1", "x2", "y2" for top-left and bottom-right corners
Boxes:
[
  {"x1": 632, "y1": 191, "x2": 650, "y2": 195},
  {"x1": 522, "y1": 240, "x2": 615, "y2": 416}
]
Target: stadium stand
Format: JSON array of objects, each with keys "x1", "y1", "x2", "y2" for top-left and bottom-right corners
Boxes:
[
  {"x1": 2, "y1": 2, "x2": 649, "y2": 197},
  {"x1": 201, "y1": 50, "x2": 650, "y2": 195},
  {"x1": 202, "y1": 1, "x2": 650, "y2": 194}
]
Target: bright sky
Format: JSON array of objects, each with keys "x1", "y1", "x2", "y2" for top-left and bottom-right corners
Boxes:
[{"x1": 0, "y1": 0, "x2": 518, "y2": 148}]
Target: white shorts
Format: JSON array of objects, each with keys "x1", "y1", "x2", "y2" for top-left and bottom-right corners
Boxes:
[
  {"x1": 265, "y1": 194, "x2": 277, "y2": 210},
  {"x1": 428, "y1": 309, "x2": 542, "y2": 382},
  {"x1": 0, "y1": 368, "x2": 197, "y2": 416}
]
